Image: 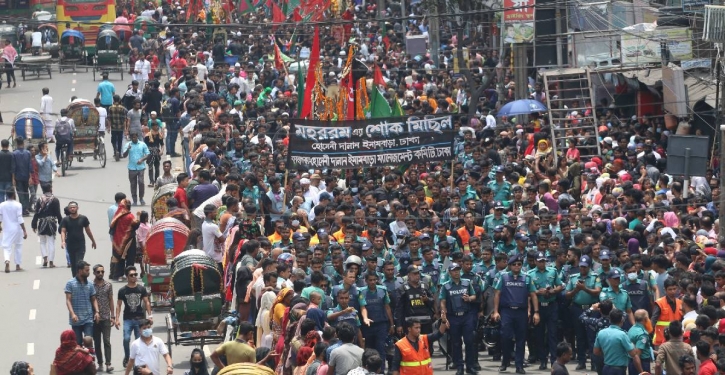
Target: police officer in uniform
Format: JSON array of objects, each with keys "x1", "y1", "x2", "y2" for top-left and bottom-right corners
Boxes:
[
  {"x1": 484, "y1": 252, "x2": 509, "y2": 361},
  {"x1": 359, "y1": 272, "x2": 394, "y2": 373},
  {"x1": 565, "y1": 255, "x2": 602, "y2": 371},
  {"x1": 492, "y1": 254, "x2": 539, "y2": 374},
  {"x1": 421, "y1": 247, "x2": 442, "y2": 287},
  {"x1": 440, "y1": 262, "x2": 478, "y2": 375},
  {"x1": 621, "y1": 262, "x2": 652, "y2": 315},
  {"x1": 461, "y1": 255, "x2": 485, "y2": 372},
  {"x1": 395, "y1": 265, "x2": 435, "y2": 343},
  {"x1": 529, "y1": 251, "x2": 564, "y2": 370}
]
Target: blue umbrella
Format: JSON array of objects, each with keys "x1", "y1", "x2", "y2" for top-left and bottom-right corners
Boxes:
[{"x1": 496, "y1": 99, "x2": 548, "y2": 117}]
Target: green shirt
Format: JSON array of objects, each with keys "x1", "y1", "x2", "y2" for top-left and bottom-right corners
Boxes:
[
  {"x1": 566, "y1": 272, "x2": 602, "y2": 306},
  {"x1": 528, "y1": 266, "x2": 564, "y2": 303},
  {"x1": 627, "y1": 323, "x2": 652, "y2": 360},
  {"x1": 599, "y1": 286, "x2": 632, "y2": 312},
  {"x1": 301, "y1": 286, "x2": 326, "y2": 301},
  {"x1": 594, "y1": 325, "x2": 634, "y2": 367}
]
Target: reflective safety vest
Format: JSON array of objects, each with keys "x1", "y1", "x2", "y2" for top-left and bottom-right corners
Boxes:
[
  {"x1": 395, "y1": 334, "x2": 433, "y2": 375},
  {"x1": 653, "y1": 297, "x2": 683, "y2": 346},
  {"x1": 457, "y1": 226, "x2": 485, "y2": 253}
]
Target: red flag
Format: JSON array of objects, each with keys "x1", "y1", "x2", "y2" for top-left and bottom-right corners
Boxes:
[
  {"x1": 345, "y1": 72, "x2": 355, "y2": 120},
  {"x1": 270, "y1": 0, "x2": 285, "y2": 24},
  {"x1": 300, "y1": 26, "x2": 320, "y2": 119},
  {"x1": 373, "y1": 64, "x2": 385, "y2": 87},
  {"x1": 274, "y1": 42, "x2": 285, "y2": 71}
]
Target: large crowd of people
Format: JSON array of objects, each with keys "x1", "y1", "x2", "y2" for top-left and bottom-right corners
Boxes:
[{"x1": 1, "y1": 0, "x2": 719, "y2": 375}]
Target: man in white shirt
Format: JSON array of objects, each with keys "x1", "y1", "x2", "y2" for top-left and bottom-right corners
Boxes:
[
  {"x1": 482, "y1": 108, "x2": 497, "y2": 137},
  {"x1": 95, "y1": 98, "x2": 108, "y2": 136},
  {"x1": 125, "y1": 319, "x2": 173, "y2": 375},
  {"x1": 31, "y1": 27, "x2": 42, "y2": 54},
  {"x1": 40, "y1": 87, "x2": 54, "y2": 141},
  {"x1": 133, "y1": 55, "x2": 151, "y2": 88},
  {"x1": 0, "y1": 188, "x2": 27, "y2": 272},
  {"x1": 201, "y1": 204, "x2": 224, "y2": 265},
  {"x1": 195, "y1": 58, "x2": 208, "y2": 82}
]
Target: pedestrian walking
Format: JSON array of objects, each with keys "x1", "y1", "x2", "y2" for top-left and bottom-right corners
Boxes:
[
  {"x1": 2, "y1": 39, "x2": 17, "y2": 88},
  {"x1": 108, "y1": 95, "x2": 127, "y2": 161},
  {"x1": 0, "y1": 188, "x2": 27, "y2": 272},
  {"x1": 96, "y1": 71, "x2": 115, "y2": 111},
  {"x1": 31, "y1": 183, "x2": 62, "y2": 268},
  {"x1": 60, "y1": 201, "x2": 97, "y2": 277},
  {"x1": 0, "y1": 139, "x2": 13, "y2": 203},
  {"x1": 28, "y1": 145, "x2": 39, "y2": 209},
  {"x1": 35, "y1": 141, "x2": 58, "y2": 186},
  {"x1": 593, "y1": 309, "x2": 643, "y2": 375},
  {"x1": 64, "y1": 260, "x2": 100, "y2": 344},
  {"x1": 116, "y1": 265, "x2": 152, "y2": 369},
  {"x1": 92, "y1": 264, "x2": 116, "y2": 374},
  {"x1": 124, "y1": 319, "x2": 173, "y2": 375},
  {"x1": 13, "y1": 137, "x2": 32, "y2": 216},
  {"x1": 122, "y1": 132, "x2": 150, "y2": 206},
  {"x1": 491, "y1": 254, "x2": 539, "y2": 374},
  {"x1": 40, "y1": 87, "x2": 54, "y2": 141}
]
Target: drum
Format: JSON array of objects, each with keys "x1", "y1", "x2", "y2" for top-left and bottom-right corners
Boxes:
[
  {"x1": 152, "y1": 183, "x2": 178, "y2": 222},
  {"x1": 13, "y1": 109, "x2": 45, "y2": 140},
  {"x1": 145, "y1": 218, "x2": 189, "y2": 266}
]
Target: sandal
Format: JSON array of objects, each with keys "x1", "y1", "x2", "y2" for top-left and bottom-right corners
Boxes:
[{"x1": 106, "y1": 365, "x2": 114, "y2": 373}]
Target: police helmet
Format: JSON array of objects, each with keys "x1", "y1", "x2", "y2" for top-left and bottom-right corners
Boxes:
[{"x1": 344, "y1": 255, "x2": 363, "y2": 270}]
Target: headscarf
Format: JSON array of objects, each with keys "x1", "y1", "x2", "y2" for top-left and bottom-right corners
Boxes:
[
  {"x1": 524, "y1": 133, "x2": 535, "y2": 156},
  {"x1": 271, "y1": 287, "x2": 293, "y2": 326},
  {"x1": 627, "y1": 238, "x2": 640, "y2": 255},
  {"x1": 663, "y1": 212, "x2": 680, "y2": 228},
  {"x1": 305, "y1": 308, "x2": 327, "y2": 331},
  {"x1": 535, "y1": 139, "x2": 552, "y2": 158},
  {"x1": 53, "y1": 330, "x2": 93, "y2": 375},
  {"x1": 10, "y1": 361, "x2": 29, "y2": 375},
  {"x1": 257, "y1": 290, "x2": 276, "y2": 330},
  {"x1": 3, "y1": 43, "x2": 17, "y2": 67}
]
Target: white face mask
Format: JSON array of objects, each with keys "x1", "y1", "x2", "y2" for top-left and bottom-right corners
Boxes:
[{"x1": 627, "y1": 272, "x2": 638, "y2": 281}]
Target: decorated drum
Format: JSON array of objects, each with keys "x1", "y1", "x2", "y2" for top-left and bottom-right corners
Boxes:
[
  {"x1": 13, "y1": 108, "x2": 45, "y2": 141},
  {"x1": 145, "y1": 217, "x2": 189, "y2": 266},
  {"x1": 152, "y1": 183, "x2": 178, "y2": 222}
]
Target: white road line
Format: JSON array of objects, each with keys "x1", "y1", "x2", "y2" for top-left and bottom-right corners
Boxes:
[
  {"x1": 33, "y1": 280, "x2": 40, "y2": 290},
  {"x1": 73, "y1": 73, "x2": 77, "y2": 75},
  {"x1": 203, "y1": 346, "x2": 212, "y2": 372},
  {"x1": 27, "y1": 343, "x2": 34, "y2": 355},
  {"x1": 29, "y1": 309, "x2": 36, "y2": 320},
  {"x1": 71, "y1": 88, "x2": 76, "y2": 92},
  {"x1": 35, "y1": 256, "x2": 41, "y2": 265},
  {"x1": 72, "y1": 79, "x2": 77, "y2": 84}
]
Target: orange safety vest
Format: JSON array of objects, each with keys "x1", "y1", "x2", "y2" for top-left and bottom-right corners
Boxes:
[
  {"x1": 395, "y1": 335, "x2": 433, "y2": 375},
  {"x1": 457, "y1": 226, "x2": 485, "y2": 252},
  {"x1": 653, "y1": 297, "x2": 683, "y2": 346}
]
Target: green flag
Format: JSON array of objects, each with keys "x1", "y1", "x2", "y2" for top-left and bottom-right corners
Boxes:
[
  {"x1": 368, "y1": 87, "x2": 392, "y2": 118},
  {"x1": 392, "y1": 95, "x2": 404, "y2": 117},
  {"x1": 296, "y1": 62, "x2": 305, "y2": 115}
]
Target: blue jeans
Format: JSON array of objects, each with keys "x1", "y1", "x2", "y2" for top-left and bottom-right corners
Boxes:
[
  {"x1": 166, "y1": 125, "x2": 178, "y2": 155},
  {"x1": 0, "y1": 181, "x2": 10, "y2": 203},
  {"x1": 182, "y1": 138, "x2": 190, "y2": 173},
  {"x1": 72, "y1": 322, "x2": 94, "y2": 344},
  {"x1": 123, "y1": 319, "x2": 141, "y2": 360}
]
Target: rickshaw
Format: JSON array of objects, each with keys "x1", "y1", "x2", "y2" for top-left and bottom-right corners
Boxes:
[
  {"x1": 38, "y1": 24, "x2": 59, "y2": 58},
  {"x1": 93, "y1": 29, "x2": 123, "y2": 81},
  {"x1": 151, "y1": 183, "x2": 178, "y2": 222},
  {"x1": 134, "y1": 16, "x2": 157, "y2": 38},
  {"x1": 113, "y1": 24, "x2": 133, "y2": 56},
  {"x1": 60, "y1": 99, "x2": 106, "y2": 176},
  {"x1": 0, "y1": 24, "x2": 18, "y2": 49},
  {"x1": 165, "y1": 250, "x2": 225, "y2": 357},
  {"x1": 58, "y1": 29, "x2": 87, "y2": 73},
  {"x1": 9, "y1": 109, "x2": 46, "y2": 150},
  {"x1": 143, "y1": 217, "x2": 189, "y2": 308}
]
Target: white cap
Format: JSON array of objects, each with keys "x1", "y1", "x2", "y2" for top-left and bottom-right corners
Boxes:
[
  {"x1": 602, "y1": 137, "x2": 612, "y2": 144},
  {"x1": 631, "y1": 115, "x2": 637, "y2": 120},
  {"x1": 300, "y1": 178, "x2": 311, "y2": 184},
  {"x1": 192, "y1": 32, "x2": 198, "y2": 38},
  {"x1": 281, "y1": 112, "x2": 289, "y2": 116},
  {"x1": 150, "y1": 111, "x2": 157, "y2": 115},
  {"x1": 340, "y1": 51, "x2": 346, "y2": 56},
  {"x1": 571, "y1": 111, "x2": 578, "y2": 116},
  {"x1": 235, "y1": 62, "x2": 240, "y2": 67},
  {"x1": 515, "y1": 129, "x2": 524, "y2": 135}
]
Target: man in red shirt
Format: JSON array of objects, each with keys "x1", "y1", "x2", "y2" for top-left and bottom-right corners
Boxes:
[
  {"x1": 171, "y1": 50, "x2": 188, "y2": 79},
  {"x1": 697, "y1": 341, "x2": 716, "y2": 375},
  {"x1": 173, "y1": 173, "x2": 189, "y2": 210}
]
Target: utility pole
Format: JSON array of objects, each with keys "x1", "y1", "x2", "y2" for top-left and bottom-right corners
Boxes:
[
  {"x1": 555, "y1": 0, "x2": 563, "y2": 66},
  {"x1": 719, "y1": 62, "x2": 725, "y2": 241},
  {"x1": 514, "y1": 43, "x2": 529, "y2": 123},
  {"x1": 429, "y1": 1, "x2": 441, "y2": 68}
]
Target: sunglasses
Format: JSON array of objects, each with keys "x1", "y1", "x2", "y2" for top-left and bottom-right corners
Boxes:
[
  {"x1": 95, "y1": 271, "x2": 105, "y2": 274},
  {"x1": 128, "y1": 273, "x2": 138, "y2": 277},
  {"x1": 511, "y1": 262, "x2": 523, "y2": 266}
]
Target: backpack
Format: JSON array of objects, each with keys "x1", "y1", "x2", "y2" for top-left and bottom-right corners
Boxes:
[
  {"x1": 55, "y1": 119, "x2": 72, "y2": 141},
  {"x1": 160, "y1": 99, "x2": 174, "y2": 123}
]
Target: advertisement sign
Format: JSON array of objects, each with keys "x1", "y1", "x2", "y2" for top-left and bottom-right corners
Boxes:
[
  {"x1": 683, "y1": 0, "x2": 709, "y2": 13},
  {"x1": 288, "y1": 116, "x2": 455, "y2": 169},
  {"x1": 620, "y1": 27, "x2": 692, "y2": 65},
  {"x1": 503, "y1": 0, "x2": 535, "y2": 43}
]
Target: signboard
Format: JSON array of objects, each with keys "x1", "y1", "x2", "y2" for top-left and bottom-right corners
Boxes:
[
  {"x1": 681, "y1": 58, "x2": 712, "y2": 70},
  {"x1": 683, "y1": 0, "x2": 709, "y2": 12},
  {"x1": 503, "y1": 0, "x2": 535, "y2": 43},
  {"x1": 666, "y1": 135, "x2": 709, "y2": 177},
  {"x1": 620, "y1": 27, "x2": 692, "y2": 65},
  {"x1": 662, "y1": 66, "x2": 687, "y2": 118},
  {"x1": 288, "y1": 116, "x2": 455, "y2": 169}
]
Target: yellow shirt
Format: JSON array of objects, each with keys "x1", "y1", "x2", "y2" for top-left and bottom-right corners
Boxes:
[{"x1": 214, "y1": 340, "x2": 256, "y2": 364}]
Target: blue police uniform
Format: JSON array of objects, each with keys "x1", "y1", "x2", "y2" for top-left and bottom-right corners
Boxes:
[
  {"x1": 440, "y1": 264, "x2": 478, "y2": 373},
  {"x1": 421, "y1": 259, "x2": 441, "y2": 287},
  {"x1": 462, "y1": 269, "x2": 486, "y2": 369},
  {"x1": 565, "y1": 256, "x2": 602, "y2": 369},
  {"x1": 358, "y1": 285, "x2": 392, "y2": 372},
  {"x1": 332, "y1": 284, "x2": 360, "y2": 311},
  {"x1": 528, "y1": 257, "x2": 564, "y2": 365},
  {"x1": 327, "y1": 304, "x2": 362, "y2": 334},
  {"x1": 494, "y1": 257, "x2": 536, "y2": 370},
  {"x1": 624, "y1": 277, "x2": 652, "y2": 315}
]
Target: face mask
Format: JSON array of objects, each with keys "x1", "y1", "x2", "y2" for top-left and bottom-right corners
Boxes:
[
  {"x1": 451, "y1": 217, "x2": 459, "y2": 222},
  {"x1": 351, "y1": 187, "x2": 358, "y2": 193},
  {"x1": 627, "y1": 272, "x2": 638, "y2": 281},
  {"x1": 291, "y1": 220, "x2": 300, "y2": 227},
  {"x1": 142, "y1": 328, "x2": 153, "y2": 338}
]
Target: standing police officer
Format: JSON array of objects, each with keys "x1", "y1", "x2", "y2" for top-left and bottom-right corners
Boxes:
[
  {"x1": 461, "y1": 255, "x2": 485, "y2": 372},
  {"x1": 621, "y1": 262, "x2": 652, "y2": 316},
  {"x1": 359, "y1": 272, "x2": 394, "y2": 373},
  {"x1": 395, "y1": 265, "x2": 435, "y2": 339},
  {"x1": 484, "y1": 252, "x2": 509, "y2": 361},
  {"x1": 529, "y1": 251, "x2": 564, "y2": 370},
  {"x1": 565, "y1": 255, "x2": 602, "y2": 371},
  {"x1": 440, "y1": 262, "x2": 478, "y2": 375},
  {"x1": 491, "y1": 254, "x2": 539, "y2": 374}
]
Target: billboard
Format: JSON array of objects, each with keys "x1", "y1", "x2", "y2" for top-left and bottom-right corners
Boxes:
[
  {"x1": 620, "y1": 27, "x2": 692, "y2": 65},
  {"x1": 503, "y1": 0, "x2": 535, "y2": 43}
]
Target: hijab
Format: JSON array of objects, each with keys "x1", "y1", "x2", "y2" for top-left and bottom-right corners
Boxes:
[
  {"x1": 271, "y1": 287, "x2": 293, "y2": 325},
  {"x1": 53, "y1": 330, "x2": 93, "y2": 375},
  {"x1": 305, "y1": 308, "x2": 327, "y2": 331},
  {"x1": 627, "y1": 238, "x2": 640, "y2": 255},
  {"x1": 257, "y1": 290, "x2": 276, "y2": 330},
  {"x1": 663, "y1": 212, "x2": 680, "y2": 228},
  {"x1": 535, "y1": 139, "x2": 552, "y2": 158}
]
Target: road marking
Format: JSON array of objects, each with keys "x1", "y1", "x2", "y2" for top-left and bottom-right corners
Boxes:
[
  {"x1": 73, "y1": 73, "x2": 76, "y2": 76},
  {"x1": 29, "y1": 309, "x2": 36, "y2": 320},
  {"x1": 72, "y1": 79, "x2": 77, "y2": 84},
  {"x1": 27, "y1": 343, "x2": 34, "y2": 355},
  {"x1": 33, "y1": 280, "x2": 40, "y2": 290},
  {"x1": 35, "y1": 256, "x2": 41, "y2": 265},
  {"x1": 71, "y1": 88, "x2": 76, "y2": 92}
]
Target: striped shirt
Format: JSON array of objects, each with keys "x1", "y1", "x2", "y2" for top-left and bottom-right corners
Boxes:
[{"x1": 65, "y1": 277, "x2": 97, "y2": 325}]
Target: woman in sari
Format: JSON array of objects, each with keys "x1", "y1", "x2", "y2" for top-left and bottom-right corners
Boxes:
[
  {"x1": 271, "y1": 288, "x2": 294, "y2": 369},
  {"x1": 109, "y1": 199, "x2": 139, "y2": 281},
  {"x1": 257, "y1": 291, "x2": 277, "y2": 348},
  {"x1": 52, "y1": 330, "x2": 95, "y2": 375}
]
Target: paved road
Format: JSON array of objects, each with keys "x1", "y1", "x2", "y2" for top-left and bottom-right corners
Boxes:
[{"x1": 0, "y1": 66, "x2": 584, "y2": 375}]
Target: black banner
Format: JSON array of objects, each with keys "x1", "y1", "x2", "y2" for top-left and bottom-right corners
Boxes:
[{"x1": 287, "y1": 116, "x2": 455, "y2": 169}]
